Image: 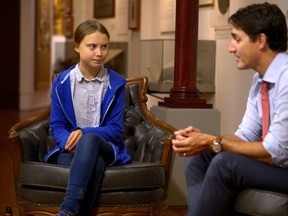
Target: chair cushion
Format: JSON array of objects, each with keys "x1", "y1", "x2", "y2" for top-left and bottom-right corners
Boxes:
[
  {"x1": 234, "y1": 188, "x2": 288, "y2": 216},
  {"x1": 19, "y1": 161, "x2": 165, "y2": 191}
]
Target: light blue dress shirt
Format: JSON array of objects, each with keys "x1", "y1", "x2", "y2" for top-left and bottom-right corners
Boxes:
[{"x1": 235, "y1": 53, "x2": 288, "y2": 168}]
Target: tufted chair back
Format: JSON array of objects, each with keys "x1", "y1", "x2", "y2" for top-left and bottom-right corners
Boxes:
[
  {"x1": 123, "y1": 81, "x2": 168, "y2": 163},
  {"x1": 9, "y1": 76, "x2": 175, "y2": 216}
]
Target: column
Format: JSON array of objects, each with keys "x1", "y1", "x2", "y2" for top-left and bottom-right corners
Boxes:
[{"x1": 159, "y1": 0, "x2": 212, "y2": 108}]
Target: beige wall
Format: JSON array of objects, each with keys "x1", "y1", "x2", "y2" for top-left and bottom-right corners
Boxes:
[
  {"x1": 20, "y1": 0, "x2": 51, "y2": 110},
  {"x1": 19, "y1": 0, "x2": 288, "y2": 136}
]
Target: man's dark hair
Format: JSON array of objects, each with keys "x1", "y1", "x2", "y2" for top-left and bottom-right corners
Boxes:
[{"x1": 229, "y1": 2, "x2": 287, "y2": 52}]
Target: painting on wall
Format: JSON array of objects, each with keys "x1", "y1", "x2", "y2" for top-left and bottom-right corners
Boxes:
[
  {"x1": 53, "y1": 0, "x2": 73, "y2": 38},
  {"x1": 128, "y1": 0, "x2": 140, "y2": 30},
  {"x1": 64, "y1": 0, "x2": 73, "y2": 38},
  {"x1": 64, "y1": 16, "x2": 73, "y2": 38},
  {"x1": 35, "y1": 0, "x2": 51, "y2": 91},
  {"x1": 94, "y1": 0, "x2": 115, "y2": 18}
]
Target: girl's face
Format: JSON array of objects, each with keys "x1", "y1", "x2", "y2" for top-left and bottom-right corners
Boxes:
[{"x1": 74, "y1": 31, "x2": 109, "y2": 71}]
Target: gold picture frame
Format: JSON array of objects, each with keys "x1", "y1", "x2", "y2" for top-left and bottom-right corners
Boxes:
[
  {"x1": 35, "y1": 0, "x2": 51, "y2": 91},
  {"x1": 199, "y1": 0, "x2": 214, "y2": 7}
]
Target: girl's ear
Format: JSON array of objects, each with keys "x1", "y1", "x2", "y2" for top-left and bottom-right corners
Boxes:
[{"x1": 74, "y1": 42, "x2": 79, "y2": 53}]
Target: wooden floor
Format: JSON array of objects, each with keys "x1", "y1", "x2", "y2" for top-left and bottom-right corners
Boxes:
[{"x1": 0, "y1": 108, "x2": 187, "y2": 216}]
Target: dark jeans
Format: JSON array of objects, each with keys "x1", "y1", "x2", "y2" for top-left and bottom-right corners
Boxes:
[
  {"x1": 185, "y1": 151, "x2": 288, "y2": 216},
  {"x1": 57, "y1": 133, "x2": 115, "y2": 215}
]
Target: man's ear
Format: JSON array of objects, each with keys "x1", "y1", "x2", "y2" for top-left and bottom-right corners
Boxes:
[{"x1": 258, "y1": 33, "x2": 268, "y2": 49}]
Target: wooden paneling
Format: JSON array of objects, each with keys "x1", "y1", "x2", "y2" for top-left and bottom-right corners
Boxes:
[{"x1": 35, "y1": 0, "x2": 51, "y2": 91}]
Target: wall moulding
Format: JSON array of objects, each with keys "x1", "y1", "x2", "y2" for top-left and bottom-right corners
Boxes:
[{"x1": 199, "y1": 0, "x2": 214, "y2": 7}]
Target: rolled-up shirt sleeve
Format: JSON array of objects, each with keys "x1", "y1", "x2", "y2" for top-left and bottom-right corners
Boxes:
[
  {"x1": 235, "y1": 84, "x2": 262, "y2": 142},
  {"x1": 263, "y1": 74, "x2": 288, "y2": 168},
  {"x1": 235, "y1": 74, "x2": 262, "y2": 142}
]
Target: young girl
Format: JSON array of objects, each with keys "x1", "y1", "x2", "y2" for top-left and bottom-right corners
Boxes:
[{"x1": 44, "y1": 19, "x2": 132, "y2": 216}]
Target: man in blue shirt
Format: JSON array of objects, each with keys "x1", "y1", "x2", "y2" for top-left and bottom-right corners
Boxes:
[{"x1": 172, "y1": 2, "x2": 288, "y2": 216}]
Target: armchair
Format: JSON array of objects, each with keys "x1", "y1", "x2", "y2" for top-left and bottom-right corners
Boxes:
[
  {"x1": 234, "y1": 188, "x2": 288, "y2": 216},
  {"x1": 9, "y1": 76, "x2": 176, "y2": 216}
]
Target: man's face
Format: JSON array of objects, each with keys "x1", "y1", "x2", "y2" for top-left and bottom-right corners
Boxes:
[{"x1": 228, "y1": 27, "x2": 260, "y2": 70}]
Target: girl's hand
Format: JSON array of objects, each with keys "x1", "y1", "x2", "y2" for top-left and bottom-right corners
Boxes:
[{"x1": 65, "y1": 129, "x2": 83, "y2": 153}]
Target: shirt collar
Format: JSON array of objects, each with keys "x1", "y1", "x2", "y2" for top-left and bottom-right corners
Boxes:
[
  {"x1": 258, "y1": 52, "x2": 288, "y2": 84},
  {"x1": 75, "y1": 64, "x2": 108, "y2": 83}
]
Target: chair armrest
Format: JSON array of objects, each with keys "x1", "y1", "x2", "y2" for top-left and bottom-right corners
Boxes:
[
  {"x1": 125, "y1": 76, "x2": 176, "y2": 173},
  {"x1": 8, "y1": 108, "x2": 51, "y2": 182}
]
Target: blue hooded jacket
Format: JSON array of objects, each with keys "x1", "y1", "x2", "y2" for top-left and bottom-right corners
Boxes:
[{"x1": 44, "y1": 65, "x2": 132, "y2": 165}]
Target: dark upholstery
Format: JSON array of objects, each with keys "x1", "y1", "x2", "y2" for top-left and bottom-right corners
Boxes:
[
  {"x1": 9, "y1": 76, "x2": 175, "y2": 216},
  {"x1": 234, "y1": 188, "x2": 288, "y2": 216}
]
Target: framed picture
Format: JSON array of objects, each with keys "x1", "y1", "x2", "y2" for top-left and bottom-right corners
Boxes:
[
  {"x1": 94, "y1": 0, "x2": 115, "y2": 18},
  {"x1": 199, "y1": 0, "x2": 214, "y2": 7},
  {"x1": 64, "y1": 16, "x2": 73, "y2": 38},
  {"x1": 128, "y1": 0, "x2": 140, "y2": 30},
  {"x1": 65, "y1": 0, "x2": 73, "y2": 14},
  {"x1": 65, "y1": 0, "x2": 73, "y2": 38},
  {"x1": 35, "y1": 0, "x2": 51, "y2": 91}
]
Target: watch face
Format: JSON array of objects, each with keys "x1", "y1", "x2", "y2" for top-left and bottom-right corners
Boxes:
[{"x1": 212, "y1": 141, "x2": 222, "y2": 153}]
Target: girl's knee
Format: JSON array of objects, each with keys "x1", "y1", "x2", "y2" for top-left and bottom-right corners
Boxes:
[
  {"x1": 81, "y1": 133, "x2": 101, "y2": 143},
  {"x1": 76, "y1": 133, "x2": 101, "y2": 154}
]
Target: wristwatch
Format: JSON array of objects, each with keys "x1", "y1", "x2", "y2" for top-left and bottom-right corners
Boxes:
[{"x1": 211, "y1": 137, "x2": 222, "y2": 153}]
